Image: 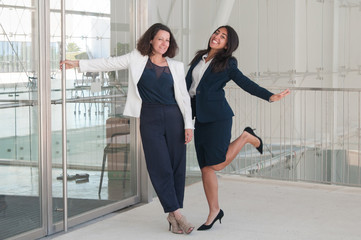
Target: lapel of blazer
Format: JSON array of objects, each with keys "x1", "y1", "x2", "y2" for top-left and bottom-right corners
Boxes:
[
  {"x1": 189, "y1": 58, "x2": 201, "y2": 72},
  {"x1": 167, "y1": 58, "x2": 175, "y2": 77},
  {"x1": 167, "y1": 58, "x2": 179, "y2": 88},
  {"x1": 186, "y1": 61, "x2": 198, "y2": 89},
  {"x1": 132, "y1": 50, "x2": 148, "y2": 85},
  {"x1": 197, "y1": 62, "x2": 213, "y2": 89},
  {"x1": 188, "y1": 57, "x2": 213, "y2": 90}
]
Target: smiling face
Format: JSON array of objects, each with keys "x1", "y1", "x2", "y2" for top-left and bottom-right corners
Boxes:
[
  {"x1": 209, "y1": 27, "x2": 228, "y2": 51},
  {"x1": 150, "y1": 30, "x2": 170, "y2": 56}
]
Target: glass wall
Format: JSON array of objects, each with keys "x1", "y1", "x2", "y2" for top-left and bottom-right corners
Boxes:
[
  {"x1": 50, "y1": 0, "x2": 138, "y2": 229},
  {"x1": 0, "y1": 0, "x2": 140, "y2": 238},
  {"x1": 0, "y1": 1, "x2": 42, "y2": 239}
]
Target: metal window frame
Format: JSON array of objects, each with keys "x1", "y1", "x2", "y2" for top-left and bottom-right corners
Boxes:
[{"x1": 6, "y1": 0, "x2": 150, "y2": 239}]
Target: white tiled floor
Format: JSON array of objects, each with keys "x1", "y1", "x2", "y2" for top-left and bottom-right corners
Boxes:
[{"x1": 45, "y1": 175, "x2": 361, "y2": 240}]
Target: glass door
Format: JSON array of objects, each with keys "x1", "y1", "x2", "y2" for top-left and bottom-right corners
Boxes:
[
  {"x1": 0, "y1": 0, "x2": 139, "y2": 238},
  {"x1": 0, "y1": 0, "x2": 43, "y2": 239},
  {"x1": 49, "y1": 0, "x2": 139, "y2": 233}
]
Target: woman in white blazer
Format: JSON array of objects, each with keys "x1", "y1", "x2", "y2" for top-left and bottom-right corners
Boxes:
[{"x1": 61, "y1": 23, "x2": 194, "y2": 234}]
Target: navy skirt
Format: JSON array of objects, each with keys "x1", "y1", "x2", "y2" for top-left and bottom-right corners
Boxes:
[{"x1": 194, "y1": 118, "x2": 232, "y2": 169}]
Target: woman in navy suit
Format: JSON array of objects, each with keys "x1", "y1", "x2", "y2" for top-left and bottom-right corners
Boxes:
[
  {"x1": 186, "y1": 25, "x2": 290, "y2": 231},
  {"x1": 62, "y1": 23, "x2": 194, "y2": 234}
]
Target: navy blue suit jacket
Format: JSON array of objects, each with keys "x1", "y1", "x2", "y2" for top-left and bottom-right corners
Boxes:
[{"x1": 186, "y1": 57, "x2": 274, "y2": 123}]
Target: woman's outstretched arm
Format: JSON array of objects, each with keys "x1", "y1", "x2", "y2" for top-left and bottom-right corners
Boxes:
[
  {"x1": 269, "y1": 89, "x2": 291, "y2": 102},
  {"x1": 60, "y1": 60, "x2": 79, "y2": 70}
]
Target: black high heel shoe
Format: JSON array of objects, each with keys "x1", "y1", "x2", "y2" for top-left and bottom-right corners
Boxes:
[
  {"x1": 197, "y1": 209, "x2": 224, "y2": 231},
  {"x1": 244, "y1": 127, "x2": 263, "y2": 154}
]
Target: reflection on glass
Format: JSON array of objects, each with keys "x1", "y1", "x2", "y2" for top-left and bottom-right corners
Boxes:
[
  {"x1": 50, "y1": 0, "x2": 137, "y2": 224},
  {"x1": 0, "y1": 1, "x2": 41, "y2": 239}
]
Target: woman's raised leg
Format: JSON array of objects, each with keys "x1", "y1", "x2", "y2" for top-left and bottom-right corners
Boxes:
[{"x1": 210, "y1": 130, "x2": 260, "y2": 171}]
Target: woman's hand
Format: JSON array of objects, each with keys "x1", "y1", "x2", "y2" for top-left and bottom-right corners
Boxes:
[
  {"x1": 60, "y1": 60, "x2": 80, "y2": 70},
  {"x1": 185, "y1": 129, "x2": 193, "y2": 144},
  {"x1": 269, "y1": 88, "x2": 291, "y2": 102}
]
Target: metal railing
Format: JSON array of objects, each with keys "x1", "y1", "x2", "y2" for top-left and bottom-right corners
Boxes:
[
  {"x1": 187, "y1": 85, "x2": 361, "y2": 187},
  {"x1": 1, "y1": 83, "x2": 361, "y2": 187}
]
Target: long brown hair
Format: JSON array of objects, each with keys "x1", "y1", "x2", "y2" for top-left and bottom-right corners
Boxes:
[
  {"x1": 190, "y1": 25, "x2": 239, "y2": 72},
  {"x1": 137, "y1": 23, "x2": 178, "y2": 58}
]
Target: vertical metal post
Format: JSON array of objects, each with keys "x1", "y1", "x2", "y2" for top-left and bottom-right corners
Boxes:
[
  {"x1": 60, "y1": 0, "x2": 68, "y2": 232},
  {"x1": 357, "y1": 92, "x2": 361, "y2": 185},
  {"x1": 38, "y1": 0, "x2": 53, "y2": 235}
]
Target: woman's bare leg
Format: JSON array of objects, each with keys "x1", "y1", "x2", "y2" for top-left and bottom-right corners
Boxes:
[
  {"x1": 201, "y1": 166, "x2": 221, "y2": 225},
  {"x1": 200, "y1": 129, "x2": 261, "y2": 226},
  {"x1": 211, "y1": 130, "x2": 260, "y2": 171}
]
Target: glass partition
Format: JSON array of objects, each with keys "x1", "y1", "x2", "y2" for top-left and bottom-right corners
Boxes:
[
  {"x1": 0, "y1": 1, "x2": 42, "y2": 239},
  {"x1": 49, "y1": 0, "x2": 137, "y2": 226},
  {"x1": 0, "y1": 0, "x2": 139, "y2": 238}
]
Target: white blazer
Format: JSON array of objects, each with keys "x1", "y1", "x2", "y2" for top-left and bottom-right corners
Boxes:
[{"x1": 79, "y1": 49, "x2": 193, "y2": 129}]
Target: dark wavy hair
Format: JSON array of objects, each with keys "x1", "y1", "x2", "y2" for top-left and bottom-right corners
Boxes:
[
  {"x1": 137, "y1": 23, "x2": 178, "y2": 58},
  {"x1": 190, "y1": 25, "x2": 239, "y2": 72}
]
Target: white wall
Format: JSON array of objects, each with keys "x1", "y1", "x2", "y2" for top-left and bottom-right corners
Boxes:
[{"x1": 147, "y1": 0, "x2": 361, "y2": 88}]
